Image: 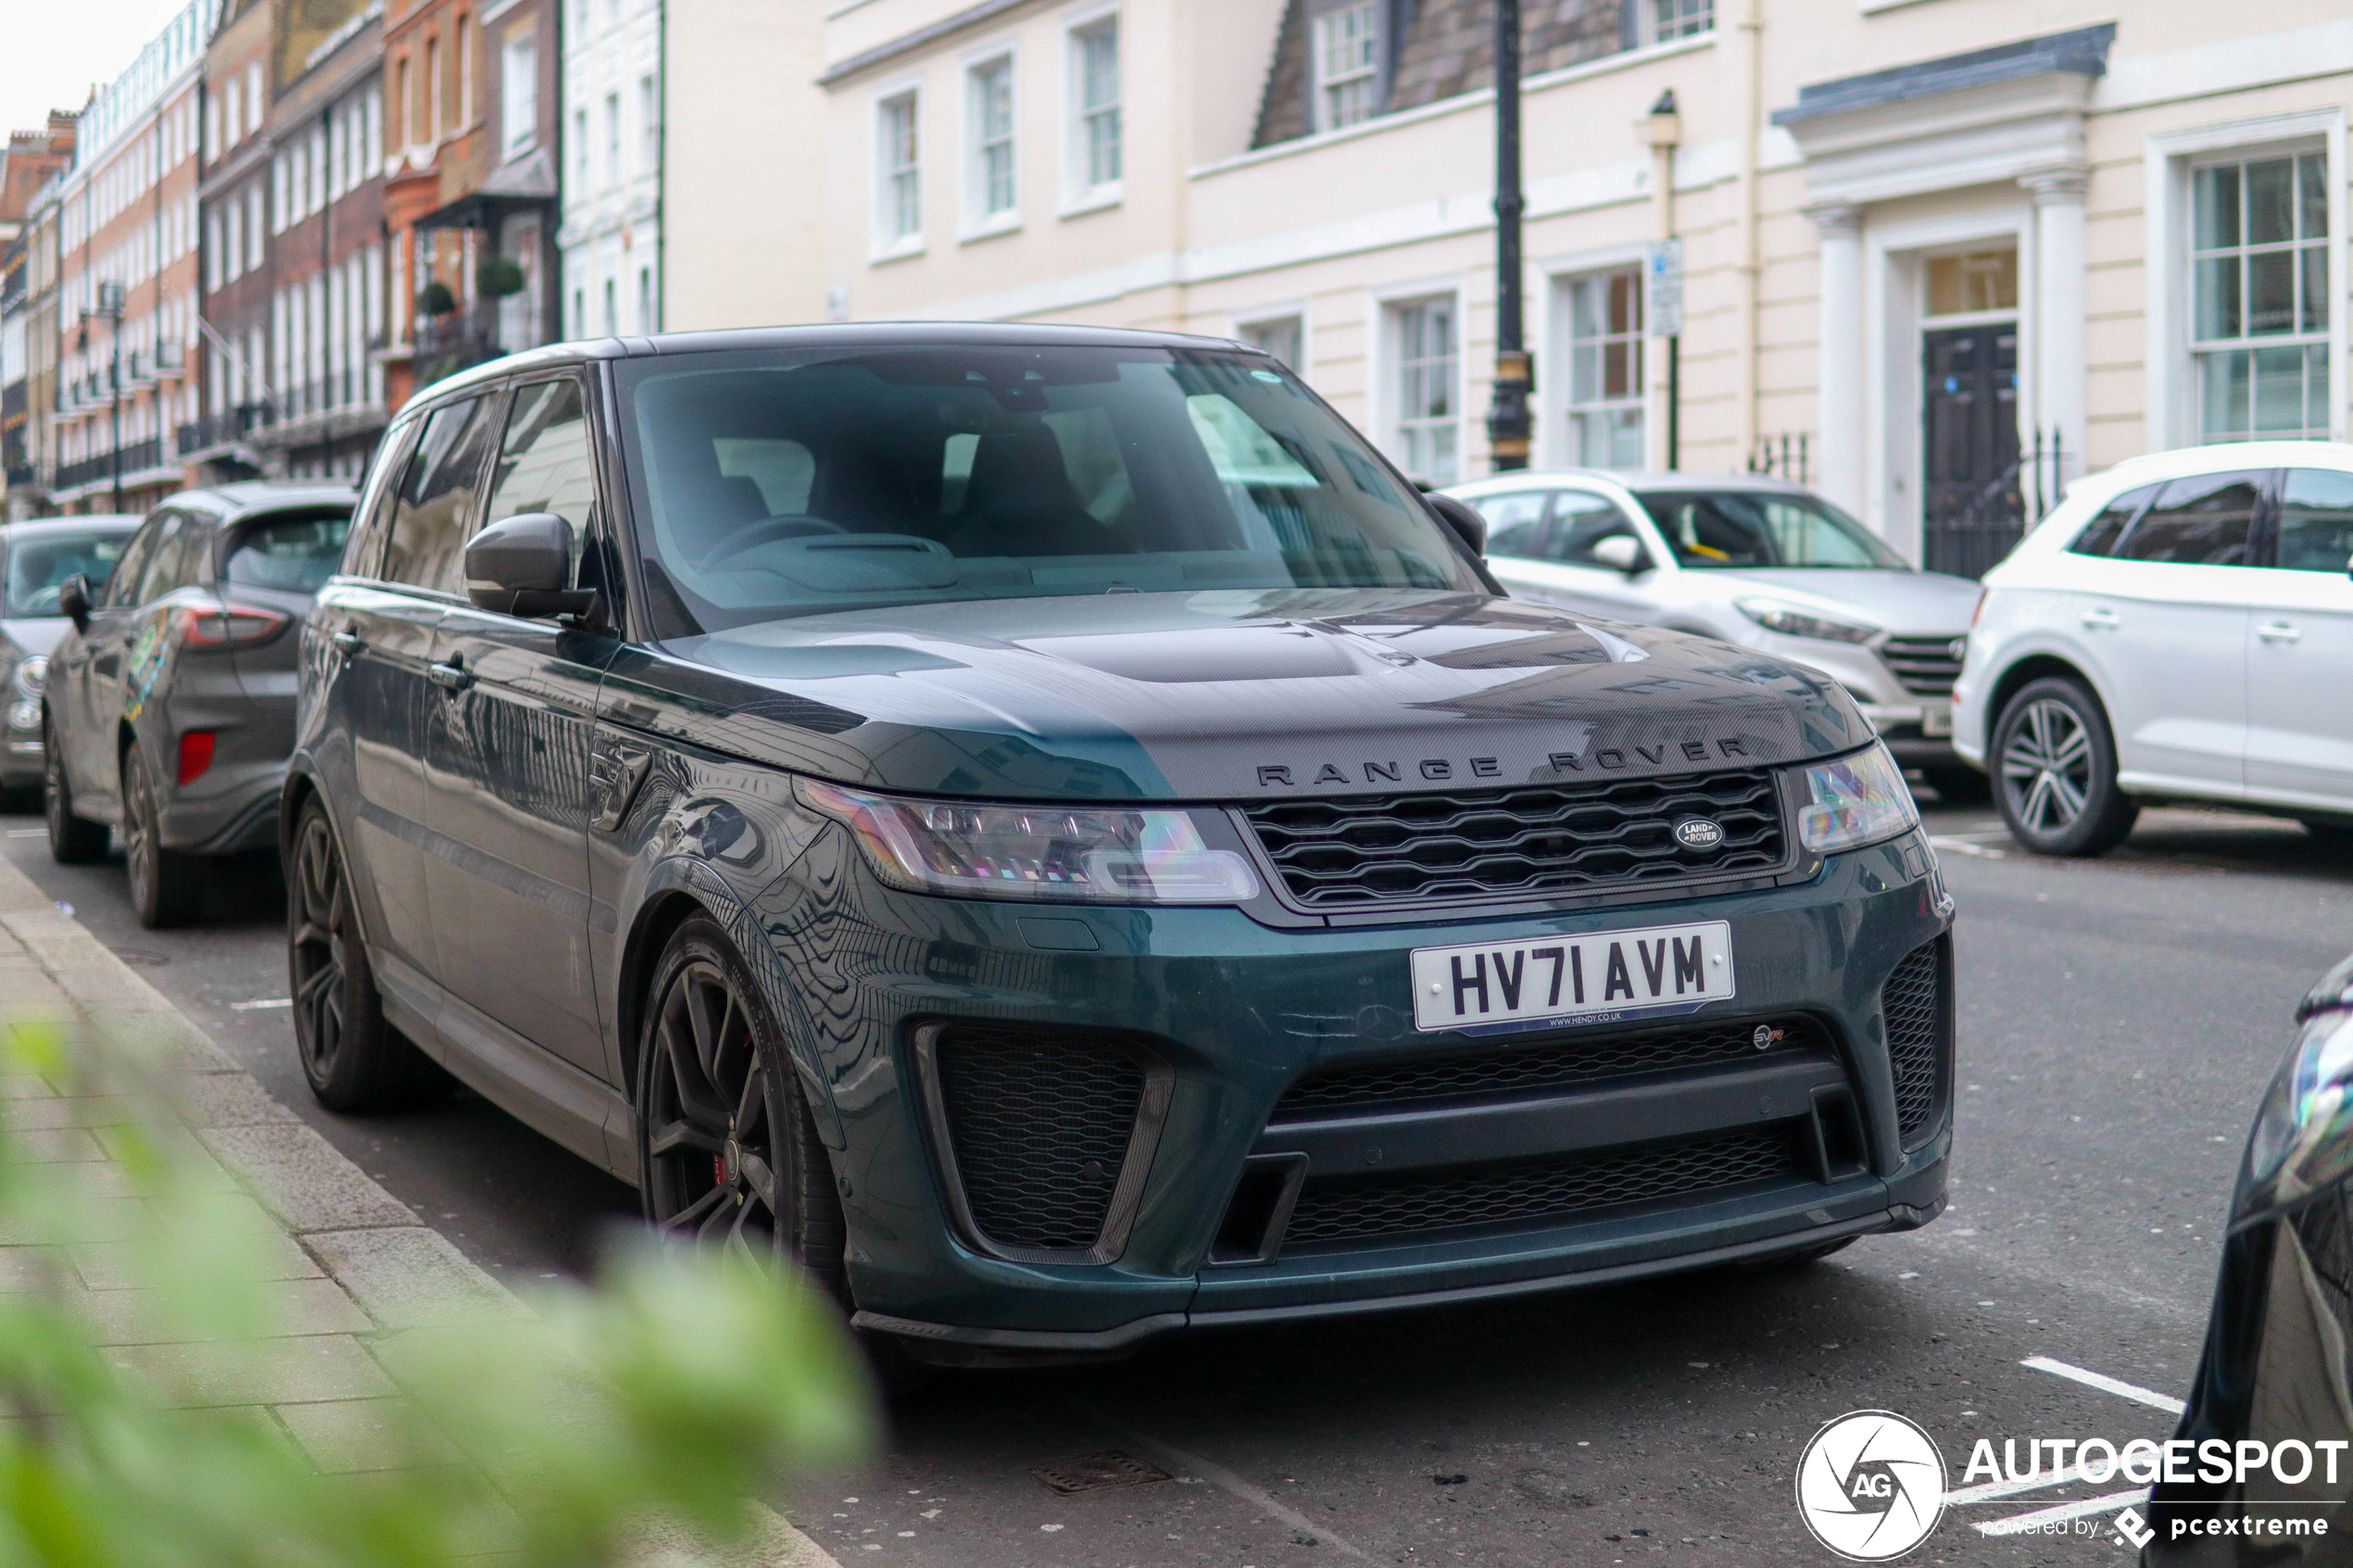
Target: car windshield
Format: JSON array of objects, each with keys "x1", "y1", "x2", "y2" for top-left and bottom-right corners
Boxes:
[
  {"x1": 5, "y1": 529, "x2": 131, "y2": 616},
  {"x1": 223, "y1": 508, "x2": 354, "y2": 594},
  {"x1": 1635, "y1": 490, "x2": 1909, "y2": 571},
  {"x1": 614, "y1": 343, "x2": 1477, "y2": 632}
]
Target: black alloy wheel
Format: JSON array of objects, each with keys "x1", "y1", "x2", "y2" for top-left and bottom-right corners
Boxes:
[
  {"x1": 1992, "y1": 676, "x2": 2138, "y2": 857},
  {"x1": 638, "y1": 919, "x2": 847, "y2": 1294},
  {"x1": 44, "y1": 720, "x2": 107, "y2": 864},
  {"x1": 122, "y1": 746, "x2": 201, "y2": 928},
  {"x1": 288, "y1": 798, "x2": 450, "y2": 1111}
]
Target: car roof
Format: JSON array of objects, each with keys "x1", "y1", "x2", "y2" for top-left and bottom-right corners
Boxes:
[
  {"x1": 2091, "y1": 439, "x2": 2353, "y2": 485},
  {"x1": 406, "y1": 320, "x2": 1267, "y2": 408},
  {"x1": 1447, "y1": 469, "x2": 1811, "y2": 497},
  {"x1": 161, "y1": 481, "x2": 359, "y2": 522},
  {"x1": 0, "y1": 515, "x2": 143, "y2": 539}
]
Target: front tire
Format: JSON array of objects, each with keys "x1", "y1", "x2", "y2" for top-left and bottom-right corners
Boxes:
[
  {"x1": 1992, "y1": 677, "x2": 2137, "y2": 857},
  {"x1": 123, "y1": 746, "x2": 202, "y2": 928},
  {"x1": 638, "y1": 918, "x2": 848, "y2": 1295},
  {"x1": 44, "y1": 720, "x2": 107, "y2": 864},
  {"x1": 288, "y1": 798, "x2": 451, "y2": 1111}
]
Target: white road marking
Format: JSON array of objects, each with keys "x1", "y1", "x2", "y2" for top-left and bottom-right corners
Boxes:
[
  {"x1": 1975, "y1": 1488, "x2": 2149, "y2": 1536},
  {"x1": 1944, "y1": 1461, "x2": 2106, "y2": 1508},
  {"x1": 230, "y1": 997, "x2": 293, "y2": 1010},
  {"x1": 1930, "y1": 836, "x2": 2009, "y2": 859},
  {"x1": 6, "y1": 828, "x2": 45, "y2": 837},
  {"x1": 2021, "y1": 1355, "x2": 2186, "y2": 1415},
  {"x1": 1076, "y1": 1406, "x2": 1375, "y2": 1564}
]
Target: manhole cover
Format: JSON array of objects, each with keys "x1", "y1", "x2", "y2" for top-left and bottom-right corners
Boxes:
[
  {"x1": 1031, "y1": 1450, "x2": 1172, "y2": 1496},
  {"x1": 111, "y1": 948, "x2": 169, "y2": 967}
]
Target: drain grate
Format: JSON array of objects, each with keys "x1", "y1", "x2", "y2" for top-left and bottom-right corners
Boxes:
[{"x1": 1031, "y1": 1450, "x2": 1173, "y2": 1496}]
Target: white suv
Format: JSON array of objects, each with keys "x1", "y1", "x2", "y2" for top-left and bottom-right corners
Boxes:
[{"x1": 1953, "y1": 440, "x2": 2353, "y2": 856}]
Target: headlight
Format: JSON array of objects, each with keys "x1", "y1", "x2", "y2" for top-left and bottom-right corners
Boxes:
[
  {"x1": 796, "y1": 780, "x2": 1261, "y2": 905},
  {"x1": 12, "y1": 656, "x2": 46, "y2": 699},
  {"x1": 2245, "y1": 955, "x2": 2353, "y2": 1206},
  {"x1": 1794, "y1": 742, "x2": 1919, "y2": 854},
  {"x1": 1734, "y1": 596, "x2": 1880, "y2": 644},
  {"x1": 6, "y1": 702, "x2": 37, "y2": 733}
]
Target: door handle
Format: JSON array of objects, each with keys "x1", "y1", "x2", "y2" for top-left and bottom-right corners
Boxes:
[
  {"x1": 427, "y1": 660, "x2": 472, "y2": 692},
  {"x1": 2081, "y1": 608, "x2": 2120, "y2": 630},
  {"x1": 329, "y1": 631, "x2": 362, "y2": 652},
  {"x1": 2256, "y1": 621, "x2": 2302, "y2": 645}
]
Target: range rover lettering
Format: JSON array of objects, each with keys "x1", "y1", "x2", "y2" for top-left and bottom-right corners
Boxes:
[{"x1": 286, "y1": 325, "x2": 1955, "y2": 1366}]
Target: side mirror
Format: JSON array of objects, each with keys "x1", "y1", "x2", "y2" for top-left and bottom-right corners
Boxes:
[
  {"x1": 1426, "y1": 495, "x2": 1487, "y2": 558},
  {"x1": 1591, "y1": 534, "x2": 1649, "y2": 575},
  {"x1": 58, "y1": 575, "x2": 91, "y2": 633},
  {"x1": 465, "y1": 513, "x2": 598, "y2": 620}
]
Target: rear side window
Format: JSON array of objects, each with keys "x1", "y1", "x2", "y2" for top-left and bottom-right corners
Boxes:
[
  {"x1": 2279, "y1": 469, "x2": 2353, "y2": 572},
  {"x1": 102, "y1": 516, "x2": 166, "y2": 607},
  {"x1": 2068, "y1": 483, "x2": 2160, "y2": 557},
  {"x1": 383, "y1": 395, "x2": 500, "y2": 595},
  {"x1": 2114, "y1": 470, "x2": 2261, "y2": 565},
  {"x1": 127, "y1": 513, "x2": 197, "y2": 604},
  {"x1": 224, "y1": 509, "x2": 355, "y2": 594},
  {"x1": 1474, "y1": 492, "x2": 1551, "y2": 558}
]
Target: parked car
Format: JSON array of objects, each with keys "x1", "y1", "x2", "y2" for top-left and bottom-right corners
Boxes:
[
  {"x1": 1952, "y1": 440, "x2": 2353, "y2": 857},
  {"x1": 288, "y1": 324, "x2": 1953, "y2": 1370},
  {"x1": 45, "y1": 482, "x2": 358, "y2": 926},
  {"x1": 1443, "y1": 470, "x2": 1986, "y2": 801},
  {"x1": 2146, "y1": 951, "x2": 2353, "y2": 1562},
  {"x1": 0, "y1": 516, "x2": 140, "y2": 802}
]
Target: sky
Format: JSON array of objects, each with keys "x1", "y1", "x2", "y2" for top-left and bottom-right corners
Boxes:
[{"x1": 0, "y1": 0, "x2": 193, "y2": 144}]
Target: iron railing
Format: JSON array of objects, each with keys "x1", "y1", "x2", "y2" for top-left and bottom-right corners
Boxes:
[
  {"x1": 1747, "y1": 433, "x2": 1812, "y2": 487},
  {"x1": 54, "y1": 436, "x2": 165, "y2": 493},
  {"x1": 1923, "y1": 426, "x2": 2066, "y2": 581}
]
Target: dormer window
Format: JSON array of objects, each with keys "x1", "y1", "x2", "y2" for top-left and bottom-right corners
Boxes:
[{"x1": 1314, "y1": 2, "x2": 1381, "y2": 132}]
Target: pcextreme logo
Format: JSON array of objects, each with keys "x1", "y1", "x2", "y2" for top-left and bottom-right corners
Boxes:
[{"x1": 1794, "y1": 1411, "x2": 1948, "y2": 1561}]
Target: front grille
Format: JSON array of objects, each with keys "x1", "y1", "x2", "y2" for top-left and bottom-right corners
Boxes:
[
  {"x1": 1281, "y1": 1126, "x2": 1803, "y2": 1249},
  {"x1": 931, "y1": 1024, "x2": 1144, "y2": 1252},
  {"x1": 1242, "y1": 770, "x2": 1787, "y2": 909},
  {"x1": 1274, "y1": 1017, "x2": 1828, "y2": 1119},
  {"x1": 1882, "y1": 941, "x2": 1946, "y2": 1148},
  {"x1": 1880, "y1": 635, "x2": 1967, "y2": 697}
]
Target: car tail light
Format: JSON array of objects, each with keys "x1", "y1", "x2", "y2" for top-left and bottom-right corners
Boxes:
[
  {"x1": 177, "y1": 731, "x2": 215, "y2": 784},
  {"x1": 178, "y1": 605, "x2": 288, "y2": 646}
]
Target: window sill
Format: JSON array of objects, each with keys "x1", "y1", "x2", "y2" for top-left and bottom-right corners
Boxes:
[
  {"x1": 1058, "y1": 184, "x2": 1123, "y2": 220},
  {"x1": 867, "y1": 236, "x2": 926, "y2": 265},
  {"x1": 959, "y1": 213, "x2": 1022, "y2": 245}
]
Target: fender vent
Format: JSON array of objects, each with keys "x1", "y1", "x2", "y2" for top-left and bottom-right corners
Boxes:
[{"x1": 1882, "y1": 940, "x2": 1949, "y2": 1148}]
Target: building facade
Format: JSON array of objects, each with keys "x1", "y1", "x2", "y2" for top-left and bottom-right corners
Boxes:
[
  {"x1": 380, "y1": 0, "x2": 560, "y2": 414},
  {"x1": 189, "y1": 0, "x2": 279, "y2": 482},
  {"x1": 748, "y1": 0, "x2": 2353, "y2": 575},
  {"x1": 0, "y1": 114, "x2": 80, "y2": 516},
  {"x1": 557, "y1": 0, "x2": 661, "y2": 340},
  {"x1": 49, "y1": 0, "x2": 220, "y2": 515}
]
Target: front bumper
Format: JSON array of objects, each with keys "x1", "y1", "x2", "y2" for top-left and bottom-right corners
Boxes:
[{"x1": 760, "y1": 826, "x2": 1957, "y2": 1355}]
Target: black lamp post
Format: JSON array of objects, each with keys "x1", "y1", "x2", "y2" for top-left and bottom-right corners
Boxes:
[{"x1": 1484, "y1": 0, "x2": 1531, "y2": 472}]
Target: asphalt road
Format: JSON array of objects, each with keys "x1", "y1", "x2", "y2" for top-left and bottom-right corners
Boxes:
[{"x1": 6, "y1": 794, "x2": 2347, "y2": 1565}]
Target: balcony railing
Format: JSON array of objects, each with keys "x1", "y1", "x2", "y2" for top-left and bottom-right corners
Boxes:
[
  {"x1": 178, "y1": 404, "x2": 272, "y2": 456},
  {"x1": 414, "y1": 303, "x2": 505, "y2": 387},
  {"x1": 54, "y1": 437, "x2": 166, "y2": 494}
]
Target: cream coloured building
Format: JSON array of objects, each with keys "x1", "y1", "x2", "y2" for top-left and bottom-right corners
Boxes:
[{"x1": 666, "y1": 1, "x2": 2353, "y2": 574}]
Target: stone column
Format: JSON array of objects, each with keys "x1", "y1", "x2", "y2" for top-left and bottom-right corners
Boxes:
[
  {"x1": 1809, "y1": 202, "x2": 1865, "y2": 514},
  {"x1": 2023, "y1": 169, "x2": 2089, "y2": 479}
]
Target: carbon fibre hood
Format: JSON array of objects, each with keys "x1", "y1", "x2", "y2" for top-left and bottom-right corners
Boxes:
[{"x1": 600, "y1": 588, "x2": 1876, "y2": 801}]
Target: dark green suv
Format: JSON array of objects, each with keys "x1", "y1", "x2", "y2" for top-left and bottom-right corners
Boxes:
[{"x1": 287, "y1": 324, "x2": 1953, "y2": 1364}]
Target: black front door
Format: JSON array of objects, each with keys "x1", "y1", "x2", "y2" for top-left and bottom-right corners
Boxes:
[{"x1": 1920, "y1": 325, "x2": 2020, "y2": 578}]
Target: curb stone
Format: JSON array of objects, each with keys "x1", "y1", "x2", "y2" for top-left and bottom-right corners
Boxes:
[{"x1": 0, "y1": 855, "x2": 841, "y2": 1567}]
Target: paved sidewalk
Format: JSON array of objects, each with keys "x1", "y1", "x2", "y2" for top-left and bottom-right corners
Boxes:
[{"x1": 0, "y1": 855, "x2": 838, "y2": 1566}]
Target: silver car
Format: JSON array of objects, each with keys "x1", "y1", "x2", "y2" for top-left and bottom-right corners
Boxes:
[
  {"x1": 1445, "y1": 470, "x2": 1987, "y2": 799},
  {"x1": 0, "y1": 517, "x2": 142, "y2": 800}
]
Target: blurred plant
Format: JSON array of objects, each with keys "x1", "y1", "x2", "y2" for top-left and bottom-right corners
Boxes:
[
  {"x1": 0, "y1": 1020, "x2": 875, "y2": 1567},
  {"x1": 476, "y1": 256, "x2": 528, "y2": 300},
  {"x1": 415, "y1": 281, "x2": 458, "y2": 319}
]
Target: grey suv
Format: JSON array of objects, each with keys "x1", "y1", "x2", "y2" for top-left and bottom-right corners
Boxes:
[{"x1": 46, "y1": 483, "x2": 356, "y2": 925}]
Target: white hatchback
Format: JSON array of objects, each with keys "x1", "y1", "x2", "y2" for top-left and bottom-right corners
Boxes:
[
  {"x1": 1952, "y1": 440, "x2": 2353, "y2": 855},
  {"x1": 1445, "y1": 470, "x2": 1985, "y2": 798}
]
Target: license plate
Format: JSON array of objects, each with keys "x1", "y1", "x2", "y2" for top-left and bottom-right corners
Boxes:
[
  {"x1": 1921, "y1": 706, "x2": 1954, "y2": 737},
  {"x1": 1410, "y1": 920, "x2": 1735, "y2": 1035}
]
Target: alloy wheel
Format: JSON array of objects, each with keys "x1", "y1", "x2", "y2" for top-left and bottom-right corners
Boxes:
[
  {"x1": 2000, "y1": 696, "x2": 2092, "y2": 834},
  {"x1": 289, "y1": 811, "x2": 351, "y2": 1085},
  {"x1": 643, "y1": 958, "x2": 791, "y2": 1262},
  {"x1": 123, "y1": 753, "x2": 157, "y2": 897}
]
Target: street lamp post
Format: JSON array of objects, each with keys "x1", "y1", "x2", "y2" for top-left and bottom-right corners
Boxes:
[{"x1": 1484, "y1": 0, "x2": 1532, "y2": 473}]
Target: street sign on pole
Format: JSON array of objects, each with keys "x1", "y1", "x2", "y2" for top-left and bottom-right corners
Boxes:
[{"x1": 1644, "y1": 239, "x2": 1683, "y2": 339}]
